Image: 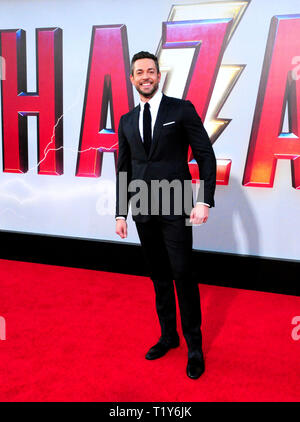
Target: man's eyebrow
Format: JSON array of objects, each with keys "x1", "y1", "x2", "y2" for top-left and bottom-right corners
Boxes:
[{"x1": 135, "y1": 67, "x2": 156, "y2": 72}]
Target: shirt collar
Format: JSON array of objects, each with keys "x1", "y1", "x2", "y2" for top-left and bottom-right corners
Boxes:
[{"x1": 139, "y1": 90, "x2": 162, "y2": 111}]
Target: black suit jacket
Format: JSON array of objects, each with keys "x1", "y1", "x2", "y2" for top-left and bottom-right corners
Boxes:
[{"x1": 116, "y1": 94, "x2": 216, "y2": 222}]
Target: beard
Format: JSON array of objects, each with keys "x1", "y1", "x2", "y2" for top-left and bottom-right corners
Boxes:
[{"x1": 136, "y1": 81, "x2": 159, "y2": 98}]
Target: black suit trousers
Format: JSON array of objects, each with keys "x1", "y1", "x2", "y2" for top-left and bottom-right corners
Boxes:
[{"x1": 135, "y1": 216, "x2": 202, "y2": 356}]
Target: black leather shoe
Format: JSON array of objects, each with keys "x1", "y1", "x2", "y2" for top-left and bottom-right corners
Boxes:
[
  {"x1": 145, "y1": 336, "x2": 180, "y2": 360},
  {"x1": 186, "y1": 355, "x2": 205, "y2": 379}
]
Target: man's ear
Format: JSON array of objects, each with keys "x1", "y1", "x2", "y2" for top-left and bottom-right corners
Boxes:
[
  {"x1": 158, "y1": 72, "x2": 161, "y2": 83},
  {"x1": 130, "y1": 74, "x2": 134, "y2": 84}
]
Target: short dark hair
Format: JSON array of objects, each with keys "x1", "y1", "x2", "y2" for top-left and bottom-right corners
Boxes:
[{"x1": 131, "y1": 51, "x2": 160, "y2": 75}]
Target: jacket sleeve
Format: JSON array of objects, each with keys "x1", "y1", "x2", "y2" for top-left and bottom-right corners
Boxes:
[
  {"x1": 182, "y1": 100, "x2": 217, "y2": 207},
  {"x1": 115, "y1": 115, "x2": 132, "y2": 219}
]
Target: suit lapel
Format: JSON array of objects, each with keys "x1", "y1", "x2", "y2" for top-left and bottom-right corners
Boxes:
[{"x1": 149, "y1": 95, "x2": 169, "y2": 159}]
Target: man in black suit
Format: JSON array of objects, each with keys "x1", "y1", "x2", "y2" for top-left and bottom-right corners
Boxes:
[{"x1": 115, "y1": 51, "x2": 216, "y2": 379}]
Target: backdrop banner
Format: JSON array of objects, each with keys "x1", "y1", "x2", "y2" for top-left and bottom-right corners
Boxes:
[{"x1": 0, "y1": 0, "x2": 299, "y2": 261}]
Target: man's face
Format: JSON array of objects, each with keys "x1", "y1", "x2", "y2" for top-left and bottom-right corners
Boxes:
[{"x1": 130, "y1": 58, "x2": 161, "y2": 100}]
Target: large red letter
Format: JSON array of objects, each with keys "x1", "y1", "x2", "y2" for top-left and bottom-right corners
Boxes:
[
  {"x1": 162, "y1": 19, "x2": 232, "y2": 119},
  {"x1": 0, "y1": 28, "x2": 63, "y2": 174},
  {"x1": 76, "y1": 25, "x2": 133, "y2": 177},
  {"x1": 161, "y1": 19, "x2": 233, "y2": 183},
  {"x1": 243, "y1": 15, "x2": 300, "y2": 188}
]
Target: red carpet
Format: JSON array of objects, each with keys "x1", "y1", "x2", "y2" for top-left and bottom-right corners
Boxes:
[{"x1": 1, "y1": 258, "x2": 299, "y2": 402}]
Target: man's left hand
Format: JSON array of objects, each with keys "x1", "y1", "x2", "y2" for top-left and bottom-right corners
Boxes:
[{"x1": 189, "y1": 203, "x2": 209, "y2": 225}]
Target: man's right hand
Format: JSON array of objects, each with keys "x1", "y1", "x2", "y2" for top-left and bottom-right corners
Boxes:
[{"x1": 115, "y1": 219, "x2": 128, "y2": 239}]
